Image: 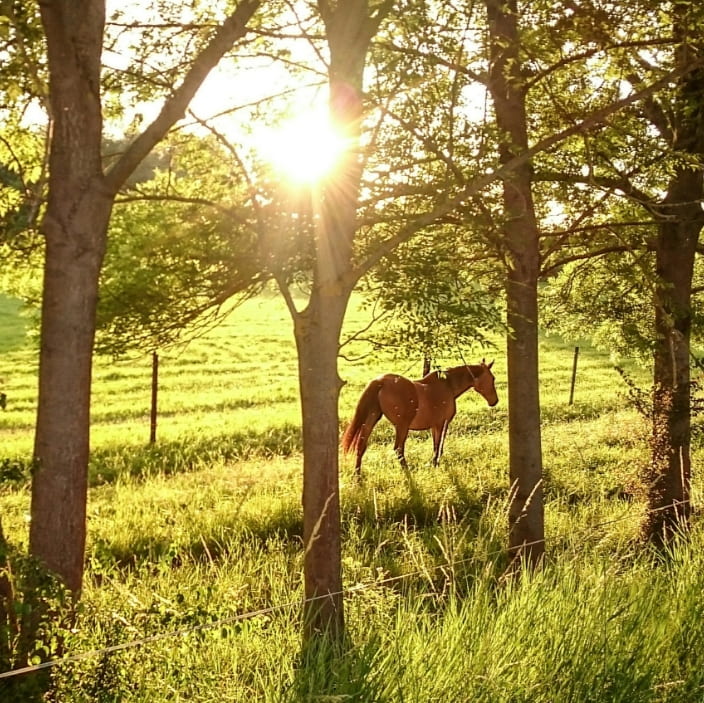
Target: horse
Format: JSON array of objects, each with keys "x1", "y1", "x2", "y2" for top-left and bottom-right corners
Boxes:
[{"x1": 341, "y1": 359, "x2": 498, "y2": 476}]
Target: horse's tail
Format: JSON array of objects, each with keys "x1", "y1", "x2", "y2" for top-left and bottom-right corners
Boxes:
[{"x1": 341, "y1": 379, "x2": 383, "y2": 453}]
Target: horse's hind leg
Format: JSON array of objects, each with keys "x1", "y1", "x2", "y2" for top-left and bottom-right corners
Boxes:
[
  {"x1": 431, "y1": 425, "x2": 442, "y2": 466},
  {"x1": 431, "y1": 421, "x2": 449, "y2": 466},
  {"x1": 354, "y1": 411, "x2": 382, "y2": 477},
  {"x1": 393, "y1": 423, "x2": 411, "y2": 470}
]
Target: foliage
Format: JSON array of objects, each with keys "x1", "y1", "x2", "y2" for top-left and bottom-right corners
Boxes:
[
  {"x1": 96, "y1": 131, "x2": 266, "y2": 357},
  {"x1": 353, "y1": 0, "x2": 506, "y2": 359},
  {"x1": 0, "y1": 531, "x2": 74, "y2": 703},
  {"x1": 0, "y1": 120, "x2": 45, "y2": 272},
  {"x1": 361, "y1": 229, "x2": 504, "y2": 362},
  {"x1": 529, "y1": 0, "x2": 704, "y2": 365},
  {"x1": 0, "y1": 1, "x2": 46, "y2": 107},
  {"x1": 1, "y1": 1, "x2": 282, "y2": 359},
  {"x1": 0, "y1": 3, "x2": 48, "y2": 297},
  {"x1": 541, "y1": 252, "x2": 656, "y2": 361}
]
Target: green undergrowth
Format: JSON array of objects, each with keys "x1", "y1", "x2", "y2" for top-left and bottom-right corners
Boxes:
[
  {"x1": 2, "y1": 292, "x2": 703, "y2": 701},
  {"x1": 37, "y1": 517, "x2": 704, "y2": 702}
]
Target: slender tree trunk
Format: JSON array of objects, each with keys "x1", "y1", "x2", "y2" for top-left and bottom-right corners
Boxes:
[
  {"x1": 422, "y1": 355, "x2": 431, "y2": 376},
  {"x1": 295, "y1": 293, "x2": 350, "y2": 641},
  {"x1": 505, "y1": 257, "x2": 544, "y2": 564},
  {"x1": 486, "y1": 0, "x2": 544, "y2": 567},
  {"x1": 295, "y1": 71, "x2": 359, "y2": 644},
  {"x1": 292, "y1": 0, "x2": 386, "y2": 643}
]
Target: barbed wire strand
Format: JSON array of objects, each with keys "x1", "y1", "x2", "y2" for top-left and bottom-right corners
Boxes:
[{"x1": 0, "y1": 497, "x2": 692, "y2": 681}]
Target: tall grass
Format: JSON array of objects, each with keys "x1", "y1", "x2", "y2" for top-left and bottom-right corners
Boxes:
[{"x1": 1, "y1": 292, "x2": 703, "y2": 701}]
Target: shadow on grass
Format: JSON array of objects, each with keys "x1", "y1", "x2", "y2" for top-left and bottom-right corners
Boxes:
[
  {"x1": 346, "y1": 459, "x2": 504, "y2": 531},
  {"x1": 88, "y1": 424, "x2": 302, "y2": 486},
  {"x1": 0, "y1": 425, "x2": 303, "y2": 489},
  {"x1": 88, "y1": 455, "x2": 509, "y2": 589},
  {"x1": 89, "y1": 496, "x2": 305, "y2": 575}
]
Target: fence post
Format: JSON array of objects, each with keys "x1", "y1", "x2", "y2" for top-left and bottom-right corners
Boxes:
[
  {"x1": 150, "y1": 351, "x2": 159, "y2": 444},
  {"x1": 422, "y1": 355, "x2": 431, "y2": 377},
  {"x1": 568, "y1": 346, "x2": 579, "y2": 405}
]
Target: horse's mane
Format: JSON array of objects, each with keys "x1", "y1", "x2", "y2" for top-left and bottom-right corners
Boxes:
[
  {"x1": 418, "y1": 364, "x2": 487, "y2": 387},
  {"x1": 418, "y1": 370, "x2": 441, "y2": 384}
]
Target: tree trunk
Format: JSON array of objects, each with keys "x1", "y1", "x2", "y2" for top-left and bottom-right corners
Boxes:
[
  {"x1": 505, "y1": 258, "x2": 544, "y2": 564},
  {"x1": 31, "y1": 200, "x2": 112, "y2": 593},
  {"x1": 289, "y1": 0, "x2": 383, "y2": 644},
  {"x1": 486, "y1": 0, "x2": 544, "y2": 567},
  {"x1": 643, "y1": 7, "x2": 704, "y2": 546},
  {"x1": 31, "y1": 0, "x2": 110, "y2": 594},
  {"x1": 645, "y1": 171, "x2": 702, "y2": 545},
  {"x1": 31, "y1": 0, "x2": 261, "y2": 593},
  {"x1": 294, "y1": 79, "x2": 358, "y2": 642},
  {"x1": 422, "y1": 355, "x2": 431, "y2": 376},
  {"x1": 295, "y1": 293, "x2": 350, "y2": 641}
]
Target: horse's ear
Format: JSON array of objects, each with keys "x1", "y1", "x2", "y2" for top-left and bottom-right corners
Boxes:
[{"x1": 487, "y1": 359, "x2": 494, "y2": 369}]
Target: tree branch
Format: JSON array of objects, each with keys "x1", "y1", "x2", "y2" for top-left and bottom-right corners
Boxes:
[
  {"x1": 535, "y1": 169, "x2": 657, "y2": 212},
  {"x1": 349, "y1": 58, "x2": 704, "y2": 287},
  {"x1": 103, "y1": 0, "x2": 261, "y2": 194}
]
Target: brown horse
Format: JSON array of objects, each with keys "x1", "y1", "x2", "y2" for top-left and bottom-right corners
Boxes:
[{"x1": 342, "y1": 360, "x2": 498, "y2": 475}]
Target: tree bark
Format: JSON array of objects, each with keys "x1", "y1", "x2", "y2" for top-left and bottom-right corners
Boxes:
[
  {"x1": 295, "y1": 293, "x2": 350, "y2": 641},
  {"x1": 31, "y1": 0, "x2": 111, "y2": 594},
  {"x1": 645, "y1": 171, "x2": 703, "y2": 544},
  {"x1": 291, "y1": 0, "x2": 386, "y2": 642},
  {"x1": 486, "y1": 0, "x2": 544, "y2": 567},
  {"x1": 643, "y1": 5, "x2": 704, "y2": 546}
]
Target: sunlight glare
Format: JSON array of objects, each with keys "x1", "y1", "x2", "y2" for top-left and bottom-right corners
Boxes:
[{"x1": 256, "y1": 110, "x2": 347, "y2": 185}]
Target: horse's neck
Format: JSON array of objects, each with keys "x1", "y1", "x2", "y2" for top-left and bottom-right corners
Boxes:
[{"x1": 449, "y1": 366, "x2": 479, "y2": 396}]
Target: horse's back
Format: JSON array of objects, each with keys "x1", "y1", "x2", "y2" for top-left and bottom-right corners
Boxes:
[
  {"x1": 377, "y1": 373, "x2": 418, "y2": 425},
  {"x1": 409, "y1": 377, "x2": 456, "y2": 430}
]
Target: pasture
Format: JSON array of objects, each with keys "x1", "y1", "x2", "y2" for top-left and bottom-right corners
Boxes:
[{"x1": 1, "y1": 293, "x2": 704, "y2": 701}]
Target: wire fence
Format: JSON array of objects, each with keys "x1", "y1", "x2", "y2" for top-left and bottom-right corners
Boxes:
[{"x1": 0, "y1": 497, "x2": 692, "y2": 682}]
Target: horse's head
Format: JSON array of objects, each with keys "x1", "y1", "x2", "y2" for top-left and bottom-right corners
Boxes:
[{"x1": 474, "y1": 359, "x2": 498, "y2": 407}]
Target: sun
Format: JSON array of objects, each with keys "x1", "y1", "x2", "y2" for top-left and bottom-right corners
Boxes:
[{"x1": 255, "y1": 109, "x2": 348, "y2": 185}]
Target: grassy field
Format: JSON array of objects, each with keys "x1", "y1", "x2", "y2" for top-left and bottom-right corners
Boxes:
[{"x1": 1, "y1": 293, "x2": 704, "y2": 701}]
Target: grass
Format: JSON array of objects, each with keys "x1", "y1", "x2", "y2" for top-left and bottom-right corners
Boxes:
[{"x1": 1, "y1": 292, "x2": 703, "y2": 701}]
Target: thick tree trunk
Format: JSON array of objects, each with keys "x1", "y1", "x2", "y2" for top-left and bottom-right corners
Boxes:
[
  {"x1": 643, "y1": 7, "x2": 704, "y2": 546},
  {"x1": 31, "y1": 0, "x2": 109, "y2": 594},
  {"x1": 644, "y1": 171, "x2": 702, "y2": 545},
  {"x1": 31, "y1": 197, "x2": 112, "y2": 593},
  {"x1": 486, "y1": 0, "x2": 544, "y2": 567},
  {"x1": 31, "y1": 0, "x2": 261, "y2": 593}
]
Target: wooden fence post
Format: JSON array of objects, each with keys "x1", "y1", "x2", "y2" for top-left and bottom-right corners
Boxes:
[
  {"x1": 568, "y1": 346, "x2": 579, "y2": 405},
  {"x1": 150, "y1": 351, "x2": 159, "y2": 444}
]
